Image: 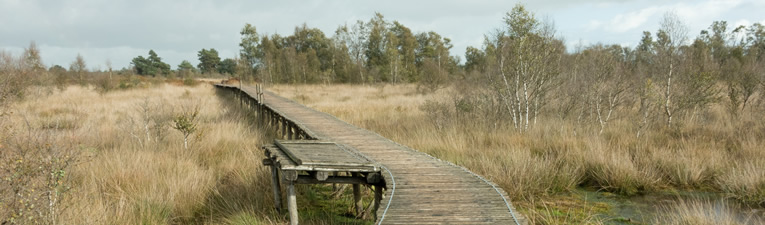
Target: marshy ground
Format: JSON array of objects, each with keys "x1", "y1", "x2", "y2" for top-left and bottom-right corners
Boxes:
[{"x1": 2, "y1": 82, "x2": 764, "y2": 224}]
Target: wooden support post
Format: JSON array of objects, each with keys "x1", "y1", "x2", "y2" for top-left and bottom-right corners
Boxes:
[
  {"x1": 261, "y1": 107, "x2": 266, "y2": 125},
  {"x1": 276, "y1": 117, "x2": 281, "y2": 135},
  {"x1": 274, "y1": 117, "x2": 282, "y2": 134},
  {"x1": 332, "y1": 172, "x2": 339, "y2": 191},
  {"x1": 270, "y1": 162, "x2": 282, "y2": 212},
  {"x1": 287, "y1": 181, "x2": 298, "y2": 225},
  {"x1": 282, "y1": 170, "x2": 299, "y2": 181},
  {"x1": 270, "y1": 112, "x2": 274, "y2": 127},
  {"x1": 259, "y1": 106, "x2": 264, "y2": 123},
  {"x1": 310, "y1": 171, "x2": 329, "y2": 181},
  {"x1": 271, "y1": 112, "x2": 276, "y2": 128},
  {"x1": 265, "y1": 110, "x2": 270, "y2": 126},
  {"x1": 274, "y1": 114, "x2": 278, "y2": 130},
  {"x1": 288, "y1": 122, "x2": 292, "y2": 139},
  {"x1": 286, "y1": 123, "x2": 292, "y2": 140},
  {"x1": 374, "y1": 185, "x2": 383, "y2": 221},
  {"x1": 353, "y1": 173, "x2": 363, "y2": 217},
  {"x1": 281, "y1": 118, "x2": 288, "y2": 139}
]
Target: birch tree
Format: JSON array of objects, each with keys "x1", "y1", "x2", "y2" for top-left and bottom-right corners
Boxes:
[
  {"x1": 654, "y1": 12, "x2": 688, "y2": 127},
  {"x1": 335, "y1": 21, "x2": 368, "y2": 83},
  {"x1": 579, "y1": 45, "x2": 630, "y2": 134},
  {"x1": 489, "y1": 4, "x2": 563, "y2": 132}
]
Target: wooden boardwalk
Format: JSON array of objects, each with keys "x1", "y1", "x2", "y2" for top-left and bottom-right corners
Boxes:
[{"x1": 218, "y1": 84, "x2": 526, "y2": 225}]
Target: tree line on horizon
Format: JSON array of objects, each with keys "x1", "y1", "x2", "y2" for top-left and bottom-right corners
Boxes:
[
  {"x1": 237, "y1": 12, "x2": 459, "y2": 86},
  {"x1": 229, "y1": 4, "x2": 765, "y2": 133},
  {"x1": 3, "y1": 3, "x2": 765, "y2": 132}
]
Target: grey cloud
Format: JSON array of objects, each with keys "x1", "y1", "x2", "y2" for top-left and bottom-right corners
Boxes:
[{"x1": 1, "y1": 0, "x2": 761, "y2": 69}]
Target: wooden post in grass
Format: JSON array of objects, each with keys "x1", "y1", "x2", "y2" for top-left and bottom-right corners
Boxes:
[
  {"x1": 269, "y1": 161, "x2": 283, "y2": 212},
  {"x1": 287, "y1": 180, "x2": 298, "y2": 225},
  {"x1": 352, "y1": 173, "x2": 363, "y2": 217},
  {"x1": 374, "y1": 185, "x2": 383, "y2": 221}
]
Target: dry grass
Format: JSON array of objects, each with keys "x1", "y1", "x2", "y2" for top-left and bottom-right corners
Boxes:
[
  {"x1": 3, "y1": 82, "x2": 762, "y2": 224},
  {"x1": 654, "y1": 198, "x2": 763, "y2": 225},
  {"x1": 0, "y1": 84, "x2": 282, "y2": 224},
  {"x1": 271, "y1": 84, "x2": 765, "y2": 224}
]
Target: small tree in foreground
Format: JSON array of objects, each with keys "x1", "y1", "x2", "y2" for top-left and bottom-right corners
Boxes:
[{"x1": 171, "y1": 105, "x2": 199, "y2": 150}]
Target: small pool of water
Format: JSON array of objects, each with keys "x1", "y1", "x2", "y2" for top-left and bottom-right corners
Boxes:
[{"x1": 575, "y1": 188, "x2": 765, "y2": 224}]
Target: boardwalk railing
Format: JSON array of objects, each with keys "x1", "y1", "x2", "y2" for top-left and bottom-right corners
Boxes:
[{"x1": 216, "y1": 83, "x2": 527, "y2": 225}]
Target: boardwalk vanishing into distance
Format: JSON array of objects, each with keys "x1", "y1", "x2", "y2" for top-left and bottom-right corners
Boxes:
[{"x1": 216, "y1": 83, "x2": 527, "y2": 225}]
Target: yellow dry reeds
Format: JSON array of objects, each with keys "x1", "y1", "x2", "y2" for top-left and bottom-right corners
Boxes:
[
  {"x1": 4, "y1": 82, "x2": 763, "y2": 224},
  {"x1": 654, "y1": 198, "x2": 762, "y2": 225},
  {"x1": 1, "y1": 84, "x2": 280, "y2": 224}
]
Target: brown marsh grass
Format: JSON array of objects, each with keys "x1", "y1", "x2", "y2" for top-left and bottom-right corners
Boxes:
[
  {"x1": 3, "y1": 82, "x2": 762, "y2": 224},
  {"x1": 654, "y1": 198, "x2": 764, "y2": 225},
  {"x1": 1, "y1": 84, "x2": 282, "y2": 224},
  {"x1": 271, "y1": 84, "x2": 765, "y2": 224}
]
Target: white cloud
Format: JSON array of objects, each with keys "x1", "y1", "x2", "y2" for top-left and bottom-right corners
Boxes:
[
  {"x1": 589, "y1": 0, "x2": 745, "y2": 34},
  {"x1": 586, "y1": 20, "x2": 604, "y2": 31},
  {"x1": 608, "y1": 7, "x2": 663, "y2": 32},
  {"x1": 673, "y1": 0, "x2": 742, "y2": 30},
  {"x1": 734, "y1": 19, "x2": 752, "y2": 28}
]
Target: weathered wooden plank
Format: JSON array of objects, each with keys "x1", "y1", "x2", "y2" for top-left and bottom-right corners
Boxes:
[
  {"x1": 264, "y1": 144, "x2": 379, "y2": 172},
  {"x1": 274, "y1": 140, "x2": 373, "y2": 168}
]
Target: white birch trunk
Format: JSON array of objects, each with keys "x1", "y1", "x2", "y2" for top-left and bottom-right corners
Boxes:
[{"x1": 665, "y1": 63, "x2": 673, "y2": 127}]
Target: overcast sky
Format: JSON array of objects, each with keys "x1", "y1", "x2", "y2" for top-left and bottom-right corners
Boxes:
[{"x1": 2, "y1": 0, "x2": 764, "y2": 70}]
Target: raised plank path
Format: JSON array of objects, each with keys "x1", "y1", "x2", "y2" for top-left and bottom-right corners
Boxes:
[{"x1": 218, "y1": 84, "x2": 526, "y2": 225}]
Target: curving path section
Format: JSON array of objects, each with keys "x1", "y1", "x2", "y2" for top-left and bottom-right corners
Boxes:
[{"x1": 225, "y1": 84, "x2": 526, "y2": 224}]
